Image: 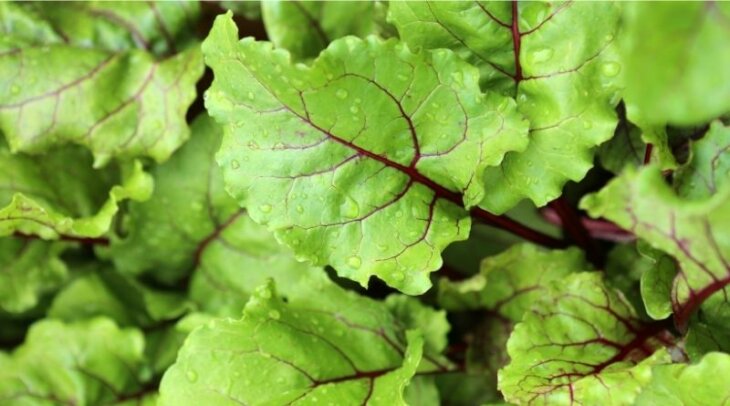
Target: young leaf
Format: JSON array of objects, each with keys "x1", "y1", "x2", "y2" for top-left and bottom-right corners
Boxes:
[
  {"x1": 0, "y1": 238, "x2": 68, "y2": 314},
  {"x1": 159, "y1": 277, "x2": 451, "y2": 405},
  {"x1": 673, "y1": 121, "x2": 730, "y2": 199},
  {"x1": 439, "y1": 244, "x2": 590, "y2": 320},
  {"x1": 0, "y1": 318, "x2": 153, "y2": 405},
  {"x1": 0, "y1": 141, "x2": 152, "y2": 239},
  {"x1": 48, "y1": 266, "x2": 191, "y2": 328},
  {"x1": 499, "y1": 273, "x2": 674, "y2": 405},
  {"x1": 389, "y1": 1, "x2": 622, "y2": 213},
  {"x1": 109, "y1": 115, "x2": 317, "y2": 316},
  {"x1": 581, "y1": 166, "x2": 730, "y2": 330},
  {"x1": 634, "y1": 352, "x2": 730, "y2": 405},
  {"x1": 262, "y1": 1, "x2": 381, "y2": 59},
  {"x1": 0, "y1": 2, "x2": 203, "y2": 165},
  {"x1": 622, "y1": 2, "x2": 730, "y2": 126},
  {"x1": 203, "y1": 13, "x2": 529, "y2": 294}
]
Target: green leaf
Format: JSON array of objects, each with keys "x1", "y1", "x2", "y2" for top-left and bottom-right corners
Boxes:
[
  {"x1": 624, "y1": 103, "x2": 677, "y2": 170},
  {"x1": 0, "y1": 141, "x2": 152, "y2": 239},
  {"x1": 683, "y1": 321, "x2": 730, "y2": 363},
  {"x1": 438, "y1": 244, "x2": 589, "y2": 320},
  {"x1": 622, "y1": 2, "x2": 730, "y2": 125},
  {"x1": 0, "y1": 317, "x2": 152, "y2": 405},
  {"x1": 1, "y1": 2, "x2": 200, "y2": 55},
  {"x1": 499, "y1": 273, "x2": 673, "y2": 406},
  {"x1": 0, "y1": 2, "x2": 204, "y2": 165},
  {"x1": 639, "y1": 247, "x2": 676, "y2": 321},
  {"x1": 598, "y1": 105, "x2": 647, "y2": 175},
  {"x1": 262, "y1": 0, "x2": 381, "y2": 59},
  {"x1": 203, "y1": 13, "x2": 529, "y2": 294},
  {"x1": 674, "y1": 120, "x2": 730, "y2": 199},
  {"x1": 0, "y1": 237, "x2": 68, "y2": 313},
  {"x1": 159, "y1": 277, "x2": 450, "y2": 405},
  {"x1": 389, "y1": 1, "x2": 622, "y2": 213},
  {"x1": 634, "y1": 352, "x2": 730, "y2": 405},
  {"x1": 581, "y1": 166, "x2": 730, "y2": 330},
  {"x1": 48, "y1": 266, "x2": 190, "y2": 327},
  {"x1": 109, "y1": 115, "x2": 317, "y2": 317}
]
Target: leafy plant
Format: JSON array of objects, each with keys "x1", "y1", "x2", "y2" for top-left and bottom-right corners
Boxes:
[{"x1": 1, "y1": 1, "x2": 729, "y2": 405}]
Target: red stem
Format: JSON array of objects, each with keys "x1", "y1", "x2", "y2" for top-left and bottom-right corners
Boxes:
[
  {"x1": 547, "y1": 198, "x2": 603, "y2": 265},
  {"x1": 643, "y1": 143, "x2": 653, "y2": 164},
  {"x1": 12, "y1": 232, "x2": 110, "y2": 246},
  {"x1": 470, "y1": 207, "x2": 566, "y2": 249}
]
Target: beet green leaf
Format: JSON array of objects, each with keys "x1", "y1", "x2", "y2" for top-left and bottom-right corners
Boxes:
[
  {"x1": 0, "y1": 2, "x2": 203, "y2": 165},
  {"x1": 499, "y1": 273, "x2": 674, "y2": 405},
  {"x1": 202, "y1": 12, "x2": 528, "y2": 294},
  {"x1": 389, "y1": 1, "x2": 622, "y2": 213},
  {"x1": 159, "y1": 276, "x2": 451, "y2": 405}
]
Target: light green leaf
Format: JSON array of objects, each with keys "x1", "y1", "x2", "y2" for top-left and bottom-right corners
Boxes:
[
  {"x1": 581, "y1": 166, "x2": 730, "y2": 330},
  {"x1": 0, "y1": 2, "x2": 203, "y2": 165},
  {"x1": 674, "y1": 120, "x2": 730, "y2": 199},
  {"x1": 389, "y1": 1, "x2": 622, "y2": 213},
  {"x1": 203, "y1": 13, "x2": 529, "y2": 294},
  {"x1": 48, "y1": 266, "x2": 190, "y2": 327},
  {"x1": 634, "y1": 352, "x2": 730, "y2": 406},
  {"x1": 159, "y1": 277, "x2": 450, "y2": 405},
  {"x1": 499, "y1": 273, "x2": 673, "y2": 406},
  {"x1": 624, "y1": 103, "x2": 677, "y2": 170},
  {"x1": 1, "y1": 2, "x2": 200, "y2": 55},
  {"x1": 109, "y1": 115, "x2": 317, "y2": 317},
  {"x1": 0, "y1": 141, "x2": 152, "y2": 239},
  {"x1": 622, "y1": 2, "x2": 730, "y2": 125},
  {"x1": 639, "y1": 249, "x2": 676, "y2": 321},
  {"x1": 0, "y1": 237, "x2": 68, "y2": 314},
  {"x1": 0, "y1": 317, "x2": 152, "y2": 405},
  {"x1": 262, "y1": 0, "x2": 381, "y2": 59},
  {"x1": 385, "y1": 294, "x2": 449, "y2": 355},
  {"x1": 438, "y1": 244, "x2": 589, "y2": 321}
]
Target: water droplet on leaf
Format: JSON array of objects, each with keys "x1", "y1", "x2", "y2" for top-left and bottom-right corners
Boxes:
[
  {"x1": 259, "y1": 204, "x2": 272, "y2": 213},
  {"x1": 336, "y1": 89, "x2": 348, "y2": 99},
  {"x1": 230, "y1": 160, "x2": 240, "y2": 169},
  {"x1": 268, "y1": 310, "x2": 280, "y2": 320},
  {"x1": 186, "y1": 370, "x2": 198, "y2": 382},
  {"x1": 600, "y1": 62, "x2": 621, "y2": 77}
]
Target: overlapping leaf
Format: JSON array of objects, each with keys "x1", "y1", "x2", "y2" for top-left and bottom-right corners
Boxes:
[
  {"x1": 582, "y1": 166, "x2": 730, "y2": 329},
  {"x1": 159, "y1": 276, "x2": 451, "y2": 405},
  {"x1": 499, "y1": 273, "x2": 674, "y2": 405},
  {"x1": 0, "y1": 237, "x2": 68, "y2": 314},
  {"x1": 622, "y1": 2, "x2": 730, "y2": 126},
  {"x1": 262, "y1": 0, "x2": 385, "y2": 59},
  {"x1": 109, "y1": 115, "x2": 318, "y2": 316},
  {"x1": 203, "y1": 13, "x2": 529, "y2": 294},
  {"x1": 674, "y1": 121, "x2": 730, "y2": 200},
  {"x1": 0, "y1": 140, "x2": 152, "y2": 239},
  {"x1": 48, "y1": 265, "x2": 190, "y2": 328},
  {"x1": 439, "y1": 244, "x2": 589, "y2": 320},
  {"x1": 634, "y1": 352, "x2": 730, "y2": 405},
  {"x1": 0, "y1": 2, "x2": 203, "y2": 165},
  {"x1": 389, "y1": 1, "x2": 622, "y2": 213},
  {"x1": 0, "y1": 318, "x2": 154, "y2": 405}
]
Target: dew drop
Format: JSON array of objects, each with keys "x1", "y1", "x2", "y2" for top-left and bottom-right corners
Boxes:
[
  {"x1": 247, "y1": 141, "x2": 259, "y2": 150},
  {"x1": 268, "y1": 310, "x2": 281, "y2": 320},
  {"x1": 341, "y1": 198, "x2": 360, "y2": 219},
  {"x1": 10, "y1": 85, "x2": 20, "y2": 94},
  {"x1": 296, "y1": 204, "x2": 304, "y2": 213},
  {"x1": 377, "y1": 243, "x2": 387, "y2": 252},
  {"x1": 230, "y1": 159, "x2": 240, "y2": 169},
  {"x1": 392, "y1": 272, "x2": 405, "y2": 282},
  {"x1": 336, "y1": 89, "x2": 348, "y2": 99},
  {"x1": 600, "y1": 61, "x2": 621, "y2": 77},
  {"x1": 350, "y1": 105, "x2": 359, "y2": 114},
  {"x1": 247, "y1": 91, "x2": 255, "y2": 100},
  {"x1": 397, "y1": 73, "x2": 408, "y2": 81},
  {"x1": 347, "y1": 256, "x2": 362, "y2": 269},
  {"x1": 583, "y1": 121, "x2": 593, "y2": 129},
  {"x1": 259, "y1": 204, "x2": 272, "y2": 213},
  {"x1": 186, "y1": 370, "x2": 198, "y2": 383}
]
